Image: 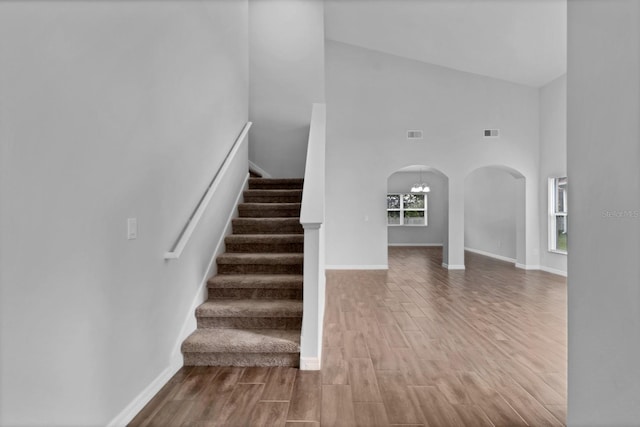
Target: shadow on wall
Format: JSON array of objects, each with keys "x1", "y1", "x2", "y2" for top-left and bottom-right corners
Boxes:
[{"x1": 248, "y1": 123, "x2": 311, "y2": 179}]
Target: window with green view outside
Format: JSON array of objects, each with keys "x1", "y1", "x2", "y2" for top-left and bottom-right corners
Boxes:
[
  {"x1": 387, "y1": 193, "x2": 427, "y2": 226},
  {"x1": 549, "y1": 177, "x2": 567, "y2": 253}
]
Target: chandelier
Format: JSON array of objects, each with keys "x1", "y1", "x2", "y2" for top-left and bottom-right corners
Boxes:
[{"x1": 410, "y1": 168, "x2": 430, "y2": 193}]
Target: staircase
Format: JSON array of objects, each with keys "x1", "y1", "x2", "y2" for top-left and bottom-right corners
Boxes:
[{"x1": 181, "y1": 177, "x2": 304, "y2": 367}]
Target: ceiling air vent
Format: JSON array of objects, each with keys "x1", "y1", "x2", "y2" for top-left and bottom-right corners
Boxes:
[
  {"x1": 407, "y1": 130, "x2": 423, "y2": 141},
  {"x1": 484, "y1": 129, "x2": 500, "y2": 138}
]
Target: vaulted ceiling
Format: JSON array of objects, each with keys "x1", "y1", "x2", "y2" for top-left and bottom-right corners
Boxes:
[{"x1": 324, "y1": 0, "x2": 566, "y2": 87}]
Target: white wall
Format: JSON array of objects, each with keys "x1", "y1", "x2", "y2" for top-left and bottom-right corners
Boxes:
[
  {"x1": 0, "y1": 2, "x2": 249, "y2": 425},
  {"x1": 568, "y1": 1, "x2": 640, "y2": 424},
  {"x1": 249, "y1": 0, "x2": 325, "y2": 178},
  {"x1": 465, "y1": 168, "x2": 518, "y2": 260},
  {"x1": 387, "y1": 171, "x2": 447, "y2": 246},
  {"x1": 325, "y1": 40, "x2": 540, "y2": 269},
  {"x1": 539, "y1": 74, "x2": 567, "y2": 274}
]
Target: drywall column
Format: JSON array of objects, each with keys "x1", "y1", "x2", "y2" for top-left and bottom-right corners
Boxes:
[
  {"x1": 249, "y1": 0, "x2": 325, "y2": 178},
  {"x1": 446, "y1": 177, "x2": 465, "y2": 269},
  {"x1": 568, "y1": 0, "x2": 640, "y2": 424},
  {"x1": 300, "y1": 224, "x2": 323, "y2": 369},
  {"x1": 515, "y1": 177, "x2": 526, "y2": 266},
  {"x1": 441, "y1": 177, "x2": 451, "y2": 266},
  {"x1": 524, "y1": 178, "x2": 541, "y2": 268}
]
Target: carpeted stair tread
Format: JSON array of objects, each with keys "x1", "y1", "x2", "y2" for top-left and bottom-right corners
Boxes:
[
  {"x1": 238, "y1": 203, "x2": 302, "y2": 218},
  {"x1": 217, "y1": 253, "x2": 303, "y2": 265},
  {"x1": 244, "y1": 189, "x2": 303, "y2": 195},
  {"x1": 225, "y1": 234, "x2": 304, "y2": 253},
  {"x1": 243, "y1": 189, "x2": 302, "y2": 203},
  {"x1": 208, "y1": 274, "x2": 303, "y2": 289},
  {"x1": 239, "y1": 203, "x2": 302, "y2": 209},
  {"x1": 206, "y1": 273, "x2": 303, "y2": 300},
  {"x1": 248, "y1": 178, "x2": 304, "y2": 189},
  {"x1": 232, "y1": 218, "x2": 303, "y2": 234},
  {"x1": 196, "y1": 299, "x2": 302, "y2": 318},
  {"x1": 225, "y1": 234, "x2": 303, "y2": 244},
  {"x1": 182, "y1": 328, "x2": 300, "y2": 354}
]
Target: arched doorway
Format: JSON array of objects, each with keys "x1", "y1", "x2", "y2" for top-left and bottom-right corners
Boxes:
[
  {"x1": 464, "y1": 165, "x2": 526, "y2": 266},
  {"x1": 386, "y1": 165, "x2": 449, "y2": 264}
]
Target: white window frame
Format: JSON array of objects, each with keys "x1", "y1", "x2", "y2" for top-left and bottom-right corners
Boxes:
[
  {"x1": 548, "y1": 177, "x2": 567, "y2": 254},
  {"x1": 387, "y1": 193, "x2": 428, "y2": 227}
]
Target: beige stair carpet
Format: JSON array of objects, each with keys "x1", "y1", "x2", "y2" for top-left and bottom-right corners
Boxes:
[{"x1": 182, "y1": 177, "x2": 304, "y2": 367}]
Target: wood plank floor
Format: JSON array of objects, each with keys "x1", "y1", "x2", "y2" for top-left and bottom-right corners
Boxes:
[{"x1": 129, "y1": 247, "x2": 567, "y2": 426}]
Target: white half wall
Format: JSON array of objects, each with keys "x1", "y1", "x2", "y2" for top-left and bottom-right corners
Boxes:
[
  {"x1": 0, "y1": 2, "x2": 249, "y2": 425},
  {"x1": 568, "y1": 0, "x2": 640, "y2": 424},
  {"x1": 539, "y1": 74, "x2": 567, "y2": 275},
  {"x1": 325, "y1": 40, "x2": 540, "y2": 269},
  {"x1": 249, "y1": 0, "x2": 325, "y2": 178}
]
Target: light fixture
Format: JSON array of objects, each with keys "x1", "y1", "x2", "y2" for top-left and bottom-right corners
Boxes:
[{"x1": 410, "y1": 168, "x2": 430, "y2": 193}]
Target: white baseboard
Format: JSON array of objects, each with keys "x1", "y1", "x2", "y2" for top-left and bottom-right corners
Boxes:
[
  {"x1": 464, "y1": 247, "x2": 516, "y2": 264},
  {"x1": 540, "y1": 265, "x2": 568, "y2": 277},
  {"x1": 325, "y1": 264, "x2": 389, "y2": 270},
  {"x1": 108, "y1": 174, "x2": 249, "y2": 427},
  {"x1": 249, "y1": 160, "x2": 272, "y2": 178},
  {"x1": 300, "y1": 356, "x2": 321, "y2": 371},
  {"x1": 461, "y1": 249, "x2": 567, "y2": 277},
  {"x1": 388, "y1": 243, "x2": 443, "y2": 247},
  {"x1": 515, "y1": 263, "x2": 541, "y2": 270},
  {"x1": 107, "y1": 353, "x2": 182, "y2": 427},
  {"x1": 443, "y1": 263, "x2": 465, "y2": 270}
]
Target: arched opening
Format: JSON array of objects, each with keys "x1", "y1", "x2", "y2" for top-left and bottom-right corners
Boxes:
[
  {"x1": 386, "y1": 165, "x2": 449, "y2": 265},
  {"x1": 464, "y1": 165, "x2": 526, "y2": 266}
]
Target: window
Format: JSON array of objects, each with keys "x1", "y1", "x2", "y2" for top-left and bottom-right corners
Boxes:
[
  {"x1": 549, "y1": 177, "x2": 567, "y2": 253},
  {"x1": 387, "y1": 193, "x2": 427, "y2": 226}
]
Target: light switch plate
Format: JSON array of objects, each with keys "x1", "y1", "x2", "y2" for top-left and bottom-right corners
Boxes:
[{"x1": 127, "y1": 218, "x2": 137, "y2": 240}]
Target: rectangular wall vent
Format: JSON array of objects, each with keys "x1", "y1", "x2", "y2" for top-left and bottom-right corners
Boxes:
[
  {"x1": 484, "y1": 129, "x2": 500, "y2": 138},
  {"x1": 407, "y1": 130, "x2": 423, "y2": 140}
]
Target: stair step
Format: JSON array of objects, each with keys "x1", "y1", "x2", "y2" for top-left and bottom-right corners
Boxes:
[
  {"x1": 225, "y1": 234, "x2": 304, "y2": 253},
  {"x1": 238, "y1": 203, "x2": 301, "y2": 218},
  {"x1": 243, "y1": 189, "x2": 302, "y2": 203},
  {"x1": 248, "y1": 178, "x2": 304, "y2": 190},
  {"x1": 197, "y1": 299, "x2": 302, "y2": 317},
  {"x1": 232, "y1": 218, "x2": 303, "y2": 235},
  {"x1": 182, "y1": 328, "x2": 300, "y2": 367},
  {"x1": 209, "y1": 274, "x2": 303, "y2": 289},
  {"x1": 217, "y1": 253, "x2": 304, "y2": 265},
  {"x1": 217, "y1": 253, "x2": 304, "y2": 275},
  {"x1": 196, "y1": 299, "x2": 302, "y2": 329},
  {"x1": 208, "y1": 274, "x2": 303, "y2": 300}
]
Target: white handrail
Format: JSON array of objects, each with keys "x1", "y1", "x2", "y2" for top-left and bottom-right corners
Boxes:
[{"x1": 165, "y1": 122, "x2": 252, "y2": 260}]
